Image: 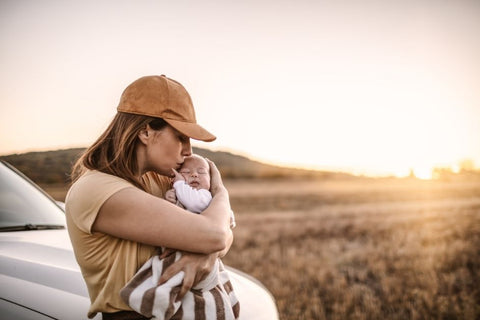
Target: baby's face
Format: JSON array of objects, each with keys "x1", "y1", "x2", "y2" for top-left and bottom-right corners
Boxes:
[{"x1": 179, "y1": 156, "x2": 211, "y2": 190}]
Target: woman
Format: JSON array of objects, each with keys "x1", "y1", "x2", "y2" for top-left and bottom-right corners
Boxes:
[{"x1": 65, "y1": 75, "x2": 233, "y2": 320}]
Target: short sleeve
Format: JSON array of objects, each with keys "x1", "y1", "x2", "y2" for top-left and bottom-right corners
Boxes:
[{"x1": 65, "y1": 171, "x2": 134, "y2": 234}]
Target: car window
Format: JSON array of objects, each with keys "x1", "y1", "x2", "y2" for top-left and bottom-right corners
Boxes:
[{"x1": 0, "y1": 163, "x2": 65, "y2": 229}]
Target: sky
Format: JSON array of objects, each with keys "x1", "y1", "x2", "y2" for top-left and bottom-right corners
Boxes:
[{"x1": 1, "y1": 0, "x2": 479, "y2": 178}]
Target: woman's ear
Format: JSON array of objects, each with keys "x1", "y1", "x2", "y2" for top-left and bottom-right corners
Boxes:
[{"x1": 138, "y1": 126, "x2": 150, "y2": 145}]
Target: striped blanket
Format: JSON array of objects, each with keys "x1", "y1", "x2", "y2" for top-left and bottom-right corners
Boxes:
[{"x1": 120, "y1": 250, "x2": 240, "y2": 320}]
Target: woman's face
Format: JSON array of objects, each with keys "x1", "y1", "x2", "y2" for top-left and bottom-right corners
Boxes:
[{"x1": 143, "y1": 124, "x2": 192, "y2": 176}]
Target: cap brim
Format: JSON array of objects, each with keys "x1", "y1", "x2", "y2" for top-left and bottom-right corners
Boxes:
[{"x1": 164, "y1": 119, "x2": 216, "y2": 142}]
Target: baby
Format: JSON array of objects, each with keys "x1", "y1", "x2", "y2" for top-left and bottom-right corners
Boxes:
[
  {"x1": 166, "y1": 154, "x2": 235, "y2": 227},
  {"x1": 120, "y1": 155, "x2": 239, "y2": 320}
]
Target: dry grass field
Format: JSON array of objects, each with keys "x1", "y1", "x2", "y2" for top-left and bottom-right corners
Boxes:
[
  {"x1": 221, "y1": 178, "x2": 480, "y2": 320},
  {"x1": 44, "y1": 177, "x2": 480, "y2": 320}
]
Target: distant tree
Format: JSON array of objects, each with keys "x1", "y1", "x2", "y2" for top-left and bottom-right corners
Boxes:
[{"x1": 408, "y1": 168, "x2": 415, "y2": 179}]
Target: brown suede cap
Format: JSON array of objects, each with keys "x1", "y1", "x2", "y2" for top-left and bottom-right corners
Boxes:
[{"x1": 117, "y1": 75, "x2": 216, "y2": 142}]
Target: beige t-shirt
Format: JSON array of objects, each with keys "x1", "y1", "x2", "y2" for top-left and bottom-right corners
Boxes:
[{"x1": 65, "y1": 170, "x2": 170, "y2": 318}]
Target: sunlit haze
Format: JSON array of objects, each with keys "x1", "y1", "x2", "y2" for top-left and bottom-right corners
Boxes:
[{"x1": 1, "y1": 0, "x2": 479, "y2": 178}]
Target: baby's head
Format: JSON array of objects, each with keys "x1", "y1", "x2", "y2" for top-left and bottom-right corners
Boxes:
[{"x1": 178, "y1": 154, "x2": 211, "y2": 190}]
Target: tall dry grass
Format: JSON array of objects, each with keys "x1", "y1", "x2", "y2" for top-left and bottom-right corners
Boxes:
[{"x1": 222, "y1": 178, "x2": 480, "y2": 320}]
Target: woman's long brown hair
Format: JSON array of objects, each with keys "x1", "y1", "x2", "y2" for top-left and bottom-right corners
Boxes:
[{"x1": 71, "y1": 112, "x2": 168, "y2": 190}]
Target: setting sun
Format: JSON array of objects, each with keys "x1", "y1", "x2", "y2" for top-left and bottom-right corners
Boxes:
[{"x1": 412, "y1": 166, "x2": 433, "y2": 180}]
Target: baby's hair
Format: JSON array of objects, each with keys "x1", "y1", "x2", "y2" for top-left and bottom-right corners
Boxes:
[{"x1": 184, "y1": 154, "x2": 210, "y2": 169}]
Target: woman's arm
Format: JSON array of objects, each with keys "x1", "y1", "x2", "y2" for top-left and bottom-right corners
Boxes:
[
  {"x1": 218, "y1": 220, "x2": 234, "y2": 258},
  {"x1": 92, "y1": 160, "x2": 232, "y2": 254}
]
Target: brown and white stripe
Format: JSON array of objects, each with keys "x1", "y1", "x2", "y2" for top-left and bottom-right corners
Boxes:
[{"x1": 120, "y1": 251, "x2": 240, "y2": 320}]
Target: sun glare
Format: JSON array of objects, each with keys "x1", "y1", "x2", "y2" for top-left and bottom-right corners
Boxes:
[
  {"x1": 413, "y1": 166, "x2": 433, "y2": 180},
  {"x1": 452, "y1": 164, "x2": 461, "y2": 174}
]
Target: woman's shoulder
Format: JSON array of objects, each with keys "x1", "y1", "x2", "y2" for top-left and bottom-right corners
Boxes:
[
  {"x1": 74, "y1": 170, "x2": 133, "y2": 190},
  {"x1": 67, "y1": 170, "x2": 135, "y2": 202},
  {"x1": 77, "y1": 170, "x2": 132, "y2": 184}
]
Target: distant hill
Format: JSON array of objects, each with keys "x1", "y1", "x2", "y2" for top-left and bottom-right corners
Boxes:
[
  {"x1": 0, "y1": 148, "x2": 85, "y2": 185},
  {"x1": 191, "y1": 147, "x2": 353, "y2": 180},
  {"x1": 0, "y1": 147, "x2": 354, "y2": 185}
]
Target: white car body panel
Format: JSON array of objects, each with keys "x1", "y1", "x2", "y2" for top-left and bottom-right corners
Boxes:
[{"x1": 0, "y1": 227, "x2": 278, "y2": 320}]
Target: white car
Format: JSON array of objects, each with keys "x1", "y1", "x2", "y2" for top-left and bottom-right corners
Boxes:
[{"x1": 0, "y1": 161, "x2": 279, "y2": 320}]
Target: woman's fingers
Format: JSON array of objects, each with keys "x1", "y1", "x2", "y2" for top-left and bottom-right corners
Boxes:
[
  {"x1": 158, "y1": 267, "x2": 177, "y2": 286},
  {"x1": 177, "y1": 268, "x2": 195, "y2": 301},
  {"x1": 159, "y1": 247, "x2": 176, "y2": 259},
  {"x1": 158, "y1": 253, "x2": 184, "y2": 285},
  {"x1": 171, "y1": 168, "x2": 184, "y2": 182},
  {"x1": 205, "y1": 158, "x2": 224, "y2": 195},
  {"x1": 157, "y1": 260, "x2": 194, "y2": 301},
  {"x1": 158, "y1": 252, "x2": 216, "y2": 301}
]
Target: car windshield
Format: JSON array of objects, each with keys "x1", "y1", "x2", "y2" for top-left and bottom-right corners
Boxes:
[{"x1": 0, "y1": 162, "x2": 65, "y2": 230}]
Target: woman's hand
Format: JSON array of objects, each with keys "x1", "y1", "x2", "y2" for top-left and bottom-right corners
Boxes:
[
  {"x1": 205, "y1": 158, "x2": 225, "y2": 196},
  {"x1": 171, "y1": 168, "x2": 185, "y2": 183},
  {"x1": 158, "y1": 251, "x2": 217, "y2": 300}
]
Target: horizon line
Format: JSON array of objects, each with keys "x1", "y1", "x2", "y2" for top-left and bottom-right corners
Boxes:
[{"x1": 1, "y1": 145, "x2": 478, "y2": 180}]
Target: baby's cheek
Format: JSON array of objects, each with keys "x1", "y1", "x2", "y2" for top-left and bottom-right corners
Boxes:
[{"x1": 204, "y1": 177, "x2": 211, "y2": 189}]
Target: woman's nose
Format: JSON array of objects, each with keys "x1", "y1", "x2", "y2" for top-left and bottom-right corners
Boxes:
[{"x1": 182, "y1": 140, "x2": 192, "y2": 157}]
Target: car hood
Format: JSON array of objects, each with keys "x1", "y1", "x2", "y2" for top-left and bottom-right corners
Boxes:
[
  {"x1": 0, "y1": 229, "x2": 87, "y2": 295},
  {"x1": 0, "y1": 229, "x2": 278, "y2": 320}
]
